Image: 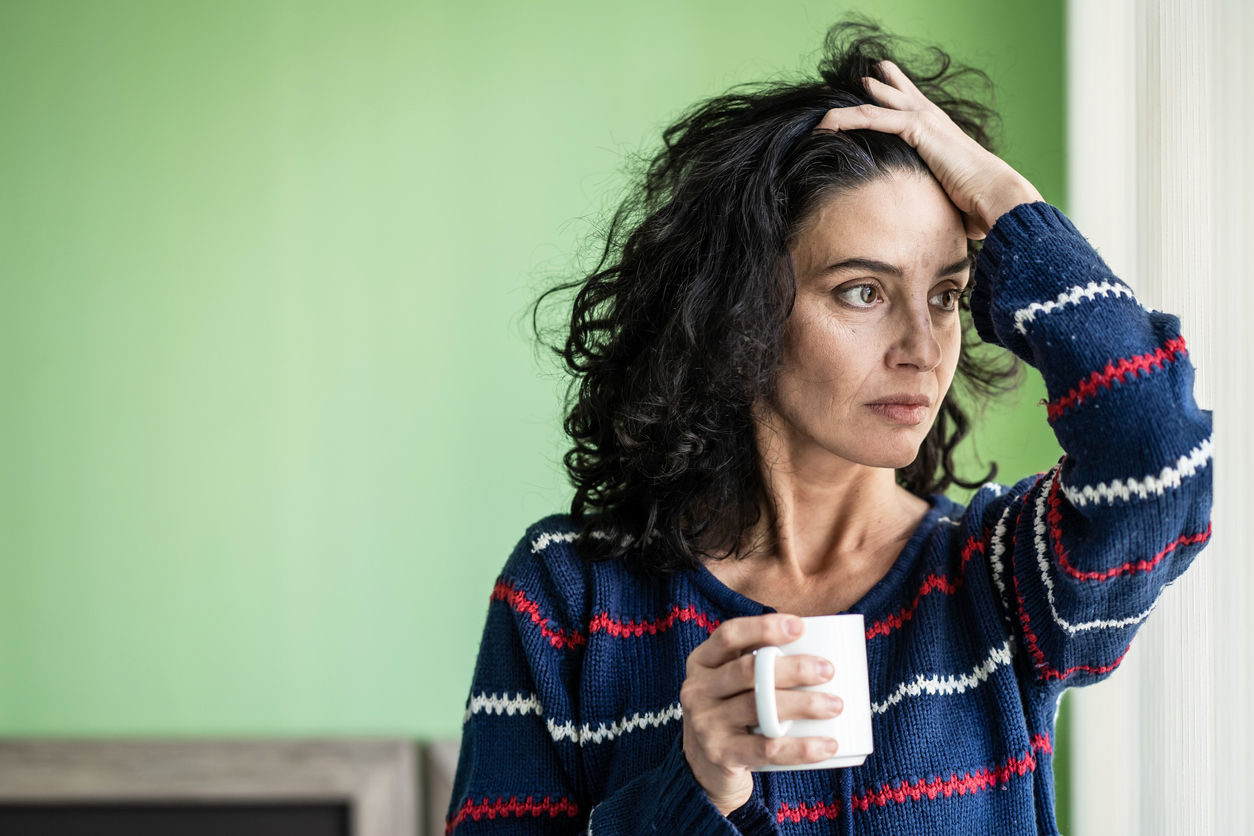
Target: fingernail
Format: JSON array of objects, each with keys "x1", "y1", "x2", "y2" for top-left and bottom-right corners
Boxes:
[
  {"x1": 828, "y1": 695, "x2": 844, "y2": 713},
  {"x1": 817, "y1": 660, "x2": 834, "y2": 678},
  {"x1": 784, "y1": 617, "x2": 803, "y2": 636},
  {"x1": 824, "y1": 738, "x2": 839, "y2": 755}
]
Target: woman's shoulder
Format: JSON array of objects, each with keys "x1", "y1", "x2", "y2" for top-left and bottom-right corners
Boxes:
[
  {"x1": 497, "y1": 513, "x2": 628, "y2": 630},
  {"x1": 500, "y1": 513, "x2": 584, "y2": 585}
]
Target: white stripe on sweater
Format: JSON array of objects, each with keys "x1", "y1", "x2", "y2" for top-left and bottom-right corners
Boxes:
[
  {"x1": 871, "y1": 637, "x2": 1015, "y2": 715},
  {"x1": 463, "y1": 691, "x2": 544, "y2": 724},
  {"x1": 546, "y1": 703, "x2": 683, "y2": 746},
  {"x1": 530, "y1": 529, "x2": 613, "y2": 554},
  {"x1": 1060, "y1": 436, "x2": 1213, "y2": 507},
  {"x1": 1012, "y1": 280, "x2": 1141, "y2": 334},
  {"x1": 988, "y1": 504, "x2": 1015, "y2": 615},
  {"x1": 531, "y1": 531, "x2": 577, "y2": 553},
  {"x1": 465, "y1": 691, "x2": 682, "y2": 746},
  {"x1": 1033, "y1": 470, "x2": 1161, "y2": 634}
]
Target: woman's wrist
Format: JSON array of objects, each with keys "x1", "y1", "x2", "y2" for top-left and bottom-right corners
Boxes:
[{"x1": 974, "y1": 173, "x2": 1043, "y2": 232}]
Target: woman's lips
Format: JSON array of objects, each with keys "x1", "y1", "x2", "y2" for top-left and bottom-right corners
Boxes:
[{"x1": 865, "y1": 401, "x2": 930, "y2": 425}]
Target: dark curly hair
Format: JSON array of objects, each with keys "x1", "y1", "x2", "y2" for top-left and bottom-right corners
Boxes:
[{"x1": 534, "y1": 19, "x2": 1021, "y2": 574}]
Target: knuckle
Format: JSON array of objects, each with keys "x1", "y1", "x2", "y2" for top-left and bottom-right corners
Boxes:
[
  {"x1": 714, "y1": 619, "x2": 741, "y2": 647},
  {"x1": 856, "y1": 103, "x2": 880, "y2": 119},
  {"x1": 725, "y1": 615, "x2": 768, "y2": 649},
  {"x1": 803, "y1": 739, "x2": 827, "y2": 760},
  {"x1": 759, "y1": 737, "x2": 784, "y2": 761},
  {"x1": 920, "y1": 111, "x2": 945, "y2": 134}
]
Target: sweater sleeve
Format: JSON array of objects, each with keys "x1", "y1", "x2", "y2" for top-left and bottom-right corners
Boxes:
[
  {"x1": 447, "y1": 527, "x2": 775, "y2": 836},
  {"x1": 968, "y1": 201, "x2": 1212, "y2": 689}
]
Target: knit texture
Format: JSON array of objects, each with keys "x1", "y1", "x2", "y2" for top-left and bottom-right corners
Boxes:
[{"x1": 447, "y1": 202, "x2": 1213, "y2": 835}]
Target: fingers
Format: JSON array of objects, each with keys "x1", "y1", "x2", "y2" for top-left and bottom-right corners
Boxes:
[
  {"x1": 815, "y1": 104, "x2": 931, "y2": 149},
  {"x1": 687, "y1": 614, "x2": 803, "y2": 670},
  {"x1": 816, "y1": 58, "x2": 942, "y2": 141},
  {"x1": 876, "y1": 59, "x2": 919, "y2": 96},
  {"x1": 721, "y1": 732, "x2": 840, "y2": 768},
  {"x1": 681, "y1": 615, "x2": 845, "y2": 789},
  {"x1": 717, "y1": 687, "x2": 844, "y2": 729},
  {"x1": 699, "y1": 651, "x2": 834, "y2": 701},
  {"x1": 862, "y1": 75, "x2": 914, "y2": 111}
]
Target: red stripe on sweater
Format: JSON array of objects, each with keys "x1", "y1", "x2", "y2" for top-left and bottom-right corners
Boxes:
[
  {"x1": 446, "y1": 795, "x2": 579, "y2": 835},
  {"x1": 777, "y1": 799, "x2": 840, "y2": 823},
  {"x1": 491, "y1": 580, "x2": 587, "y2": 649},
  {"x1": 1010, "y1": 478, "x2": 1130, "y2": 680},
  {"x1": 777, "y1": 736, "x2": 1054, "y2": 822},
  {"x1": 850, "y1": 735, "x2": 1053, "y2": 811},
  {"x1": 865, "y1": 535, "x2": 986, "y2": 641},
  {"x1": 1048, "y1": 477, "x2": 1212, "y2": 580},
  {"x1": 493, "y1": 581, "x2": 720, "y2": 648},
  {"x1": 1047, "y1": 336, "x2": 1187, "y2": 420},
  {"x1": 589, "y1": 604, "x2": 720, "y2": 637}
]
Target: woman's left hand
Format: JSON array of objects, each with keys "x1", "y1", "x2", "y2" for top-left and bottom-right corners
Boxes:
[{"x1": 815, "y1": 60, "x2": 1043, "y2": 239}]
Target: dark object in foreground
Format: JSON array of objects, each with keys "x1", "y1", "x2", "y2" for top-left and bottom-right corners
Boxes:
[{"x1": 0, "y1": 802, "x2": 349, "y2": 836}]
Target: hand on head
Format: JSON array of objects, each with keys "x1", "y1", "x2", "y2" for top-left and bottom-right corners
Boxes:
[{"x1": 815, "y1": 60, "x2": 1043, "y2": 239}]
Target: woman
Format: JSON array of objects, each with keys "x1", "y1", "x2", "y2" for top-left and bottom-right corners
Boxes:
[{"x1": 447, "y1": 23, "x2": 1212, "y2": 836}]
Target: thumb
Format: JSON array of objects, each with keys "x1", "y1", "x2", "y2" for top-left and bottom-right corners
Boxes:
[{"x1": 963, "y1": 212, "x2": 989, "y2": 241}]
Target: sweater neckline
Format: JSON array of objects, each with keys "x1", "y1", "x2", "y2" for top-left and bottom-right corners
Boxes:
[{"x1": 688, "y1": 493, "x2": 958, "y2": 620}]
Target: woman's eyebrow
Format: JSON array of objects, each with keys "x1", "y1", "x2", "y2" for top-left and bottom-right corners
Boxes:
[
  {"x1": 823, "y1": 255, "x2": 973, "y2": 278},
  {"x1": 939, "y1": 255, "x2": 974, "y2": 278}
]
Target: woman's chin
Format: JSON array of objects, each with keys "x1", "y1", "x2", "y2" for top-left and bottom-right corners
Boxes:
[
  {"x1": 825, "y1": 442, "x2": 925, "y2": 471},
  {"x1": 838, "y1": 432, "x2": 929, "y2": 471}
]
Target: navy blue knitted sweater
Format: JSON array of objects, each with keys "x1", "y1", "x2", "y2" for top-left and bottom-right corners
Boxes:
[{"x1": 447, "y1": 202, "x2": 1213, "y2": 835}]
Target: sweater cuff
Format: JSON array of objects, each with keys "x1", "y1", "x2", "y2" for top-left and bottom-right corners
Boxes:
[
  {"x1": 726, "y1": 781, "x2": 780, "y2": 836},
  {"x1": 650, "y1": 734, "x2": 747, "y2": 834},
  {"x1": 970, "y1": 201, "x2": 1076, "y2": 348}
]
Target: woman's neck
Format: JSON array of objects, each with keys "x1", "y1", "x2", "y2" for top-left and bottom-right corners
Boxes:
[
  {"x1": 702, "y1": 410, "x2": 931, "y2": 615},
  {"x1": 754, "y1": 463, "x2": 925, "y2": 576}
]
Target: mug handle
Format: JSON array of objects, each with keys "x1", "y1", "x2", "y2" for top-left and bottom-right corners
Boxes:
[{"x1": 753, "y1": 646, "x2": 792, "y2": 738}]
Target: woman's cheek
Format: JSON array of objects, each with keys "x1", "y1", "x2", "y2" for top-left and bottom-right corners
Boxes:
[
  {"x1": 777, "y1": 317, "x2": 861, "y2": 415},
  {"x1": 941, "y1": 318, "x2": 963, "y2": 372},
  {"x1": 786, "y1": 309, "x2": 849, "y2": 371}
]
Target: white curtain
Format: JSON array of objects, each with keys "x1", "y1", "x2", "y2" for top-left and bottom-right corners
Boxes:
[{"x1": 1066, "y1": 0, "x2": 1251, "y2": 833}]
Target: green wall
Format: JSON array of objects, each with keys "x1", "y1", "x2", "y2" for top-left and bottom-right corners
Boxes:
[{"x1": 0, "y1": 0, "x2": 1063, "y2": 741}]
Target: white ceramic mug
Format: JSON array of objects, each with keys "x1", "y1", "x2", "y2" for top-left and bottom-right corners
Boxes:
[{"x1": 751, "y1": 613, "x2": 873, "y2": 771}]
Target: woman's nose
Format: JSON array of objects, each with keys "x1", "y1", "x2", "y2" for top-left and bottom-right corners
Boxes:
[{"x1": 887, "y1": 306, "x2": 942, "y2": 372}]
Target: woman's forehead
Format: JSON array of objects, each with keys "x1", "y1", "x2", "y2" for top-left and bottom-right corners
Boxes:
[{"x1": 794, "y1": 175, "x2": 967, "y2": 276}]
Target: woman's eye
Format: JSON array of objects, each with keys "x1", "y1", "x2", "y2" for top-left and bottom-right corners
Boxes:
[
  {"x1": 837, "y1": 284, "x2": 879, "y2": 307},
  {"x1": 930, "y1": 288, "x2": 960, "y2": 310}
]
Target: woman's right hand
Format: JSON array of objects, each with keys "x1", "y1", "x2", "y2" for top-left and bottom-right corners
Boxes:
[
  {"x1": 680, "y1": 614, "x2": 844, "y2": 815},
  {"x1": 815, "y1": 60, "x2": 1043, "y2": 239}
]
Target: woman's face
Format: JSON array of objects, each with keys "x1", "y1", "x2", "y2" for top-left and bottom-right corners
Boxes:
[{"x1": 763, "y1": 172, "x2": 969, "y2": 471}]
